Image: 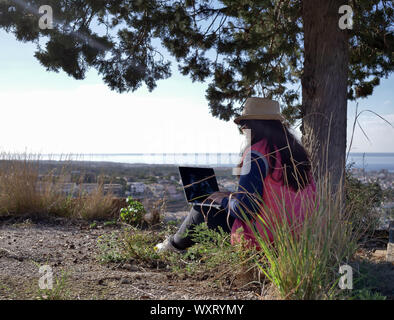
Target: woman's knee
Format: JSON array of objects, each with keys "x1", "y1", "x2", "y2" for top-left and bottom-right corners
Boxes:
[{"x1": 195, "y1": 206, "x2": 234, "y2": 233}]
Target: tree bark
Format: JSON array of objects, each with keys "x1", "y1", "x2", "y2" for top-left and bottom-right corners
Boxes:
[{"x1": 301, "y1": 0, "x2": 349, "y2": 193}]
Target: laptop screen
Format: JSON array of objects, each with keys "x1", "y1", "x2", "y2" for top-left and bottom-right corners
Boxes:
[{"x1": 178, "y1": 167, "x2": 219, "y2": 202}]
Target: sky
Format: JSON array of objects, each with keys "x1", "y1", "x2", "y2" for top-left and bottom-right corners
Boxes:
[{"x1": 0, "y1": 28, "x2": 393, "y2": 155}]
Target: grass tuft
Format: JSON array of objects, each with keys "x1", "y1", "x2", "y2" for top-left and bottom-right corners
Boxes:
[{"x1": 0, "y1": 152, "x2": 116, "y2": 219}]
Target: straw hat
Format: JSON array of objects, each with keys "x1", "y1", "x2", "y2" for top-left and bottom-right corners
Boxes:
[{"x1": 234, "y1": 97, "x2": 285, "y2": 124}]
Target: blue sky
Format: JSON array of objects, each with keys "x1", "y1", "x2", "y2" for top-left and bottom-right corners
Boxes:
[{"x1": 0, "y1": 29, "x2": 393, "y2": 154}]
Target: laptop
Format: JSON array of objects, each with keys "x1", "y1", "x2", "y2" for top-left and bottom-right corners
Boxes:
[{"x1": 178, "y1": 166, "x2": 221, "y2": 209}]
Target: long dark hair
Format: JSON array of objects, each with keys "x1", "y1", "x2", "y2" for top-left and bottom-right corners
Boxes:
[{"x1": 238, "y1": 119, "x2": 312, "y2": 191}]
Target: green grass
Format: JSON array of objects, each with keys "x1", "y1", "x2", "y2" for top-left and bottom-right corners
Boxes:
[
  {"x1": 36, "y1": 274, "x2": 70, "y2": 300},
  {"x1": 103, "y1": 219, "x2": 118, "y2": 226},
  {"x1": 231, "y1": 170, "x2": 371, "y2": 300},
  {"x1": 346, "y1": 288, "x2": 386, "y2": 300},
  {"x1": 34, "y1": 269, "x2": 71, "y2": 300},
  {"x1": 345, "y1": 166, "x2": 384, "y2": 235},
  {"x1": 178, "y1": 224, "x2": 260, "y2": 278},
  {"x1": 96, "y1": 223, "x2": 260, "y2": 288},
  {"x1": 96, "y1": 167, "x2": 387, "y2": 300},
  {"x1": 97, "y1": 231, "x2": 128, "y2": 264}
]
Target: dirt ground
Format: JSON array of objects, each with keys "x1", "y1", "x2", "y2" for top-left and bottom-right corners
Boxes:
[
  {"x1": 351, "y1": 231, "x2": 394, "y2": 299},
  {"x1": 0, "y1": 215, "x2": 269, "y2": 300},
  {"x1": 1, "y1": 215, "x2": 393, "y2": 300}
]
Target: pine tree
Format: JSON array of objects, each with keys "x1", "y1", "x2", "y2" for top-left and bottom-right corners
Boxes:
[{"x1": 1, "y1": 0, "x2": 393, "y2": 188}]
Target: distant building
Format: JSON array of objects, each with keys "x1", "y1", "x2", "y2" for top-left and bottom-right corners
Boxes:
[
  {"x1": 104, "y1": 184, "x2": 123, "y2": 196},
  {"x1": 165, "y1": 184, "x2": 183, "y2": 200},
  {"x1": 147, "y1": 183, "x2": 165, "y2": 197},
  {"x1": 383, "y1": 202, "x2": 394, "y2": 209},
  {"x1": 165, "y1": 185, "x2": 177, "y2": 195},
  {"x1": 128, "y1": 182, "x2": 146, "y2": 194},
  {"x1": 79, "y1": 183, "x2": 99, "y2": 195},
  {"x1": 378, "y1": 172, "x2": 386, "y2": 179}
]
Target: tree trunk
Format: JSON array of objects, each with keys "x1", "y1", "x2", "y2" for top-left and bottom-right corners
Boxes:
[{"x1": 301, "y1": 0, "x2": 349, "y2": 193}]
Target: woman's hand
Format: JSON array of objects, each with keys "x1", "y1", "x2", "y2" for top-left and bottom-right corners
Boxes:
[{"x1": 206, "y1": 191, "x2": 231, "y2": 204}]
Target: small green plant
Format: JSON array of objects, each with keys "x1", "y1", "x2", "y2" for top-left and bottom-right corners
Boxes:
[
  {"x1": 104, "y1": 219, "x2": 117, "y2": 226},
  {"x1": 97, "y1": 224, "x2": 179, "y2": 267},
  {"x1": 97, "y1": 232, "x2": 126, "y2": 263},
  {"x1": 345, "y1": 166, "x2": 384, "y2": 235},
  {"x1": 96, "y1": 222, "x2": 259, "y2": 288},
  {"x1": 166, "y1": 220, "x2": 179, "y2": 227},
  {"x1": 121, "y1": 227, "x2": 165, "y2": 266},
  {"x1": 89, "y1": 221, "x2": 98, "y2": 229},
  {"x1": 347, "y1": 288, "x2": 386, "y2": 300},
  {"x1": 120, "y1": 196, "x2": 146, "y2": 226},
  {"x1": 36, "y1": 270, "x2": 71, "y2": 300},
  {"x1": 175, "y1": 223, "x2": 260, "y2": 282}
]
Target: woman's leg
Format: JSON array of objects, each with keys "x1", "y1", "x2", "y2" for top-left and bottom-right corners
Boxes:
[{"x1": 171, "y1": 205, "x2": 235, "y2": 250}]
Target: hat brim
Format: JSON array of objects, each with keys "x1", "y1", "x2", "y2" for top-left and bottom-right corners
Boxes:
[{"x1": 234, "y1": 114, "x2": 285, "y2": 124}]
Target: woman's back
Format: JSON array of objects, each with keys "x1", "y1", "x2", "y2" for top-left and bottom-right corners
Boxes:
[{"x1": 231, "y1": 138, "x2": 317, "y2": 248}]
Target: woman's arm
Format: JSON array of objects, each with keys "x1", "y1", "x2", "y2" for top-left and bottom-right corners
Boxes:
[{"x1": 221, "y1": 150, "x2": 268, "y2": 221}]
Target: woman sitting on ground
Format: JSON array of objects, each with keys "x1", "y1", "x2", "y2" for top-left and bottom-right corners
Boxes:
[{"x1": 155, "y1": 97, "x2": 316, "y2": 252}]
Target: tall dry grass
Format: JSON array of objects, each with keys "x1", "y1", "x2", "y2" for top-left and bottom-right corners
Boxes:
[
  {"x1": 230, "y1": 132, "x2": 368, "y2": 299},
  {"x1": 71, "y1": 185, "x2": 117, "y2": 220},
  {"x1": 0, "y1": 152, "x2": 116, "y2": 219},
  {"x1": 240, "y1": 172, "x2": 360, "y2": 299}
]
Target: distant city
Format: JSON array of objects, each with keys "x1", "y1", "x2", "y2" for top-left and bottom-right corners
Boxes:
[
  {"x1": 349, "y1": 167, "x2": 394, "y2": 190},
  {"x1": 37, "y1": 167, "x2": 238, "y2": 212},
  {"x1": 38, "y1": 152, "x2": 394, "y2": 172},
  {"x1": 33, "y1": 160, "x2": 394, "y2": 217}
]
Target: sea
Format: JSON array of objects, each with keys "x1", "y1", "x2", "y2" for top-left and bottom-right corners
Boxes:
[{"x1": 40, "y1": 152, "x2": 394, "y2": 172}]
